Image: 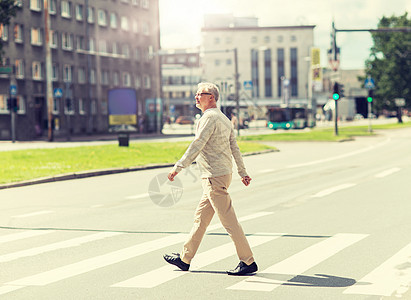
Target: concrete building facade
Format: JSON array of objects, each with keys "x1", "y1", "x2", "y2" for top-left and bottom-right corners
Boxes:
[{"x1": 0, "y1": 0, "x2": 160, "y2": 140}]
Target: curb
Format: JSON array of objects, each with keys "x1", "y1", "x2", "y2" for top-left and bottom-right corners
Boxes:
[{"x1": 0, "y1": 149, "x2": 278, "y2": 190}]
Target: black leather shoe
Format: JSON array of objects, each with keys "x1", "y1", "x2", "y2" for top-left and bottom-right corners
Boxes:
[
  {"x1": 163, "y1": 253, "x2": 190, "y2": 271},
  {"x1": 227, "y1": 261, "x2": 258, "y2": 276}
]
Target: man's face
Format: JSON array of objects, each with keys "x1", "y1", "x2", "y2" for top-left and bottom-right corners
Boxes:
[{"x1": 195, "y1": 90, "x2": 212, "y2": 111}]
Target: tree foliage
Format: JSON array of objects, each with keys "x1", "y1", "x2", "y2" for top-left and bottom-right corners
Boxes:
[
  {"x1": 0, "y1": 0, "x2": 18, "y2": 62},
  {"x1": 364, "y1": 12, "x2": 411, "y2": 121}
]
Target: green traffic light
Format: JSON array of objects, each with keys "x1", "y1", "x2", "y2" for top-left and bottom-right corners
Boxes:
[
  {"x1": 367, "y1": 97, "x2": 373, "y2": 103},
  {"x1": 333, "y1": 93, "x2": 340, "y2": 100}
]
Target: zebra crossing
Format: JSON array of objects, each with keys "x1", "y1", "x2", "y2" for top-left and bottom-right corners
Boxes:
[{"x1": 1, "y1": 213, "x2": 411, "y2": 298}]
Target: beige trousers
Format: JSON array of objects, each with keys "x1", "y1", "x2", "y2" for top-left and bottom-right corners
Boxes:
[{"x1": 181, "y1": 174, "x2": 254, "y2": 265}]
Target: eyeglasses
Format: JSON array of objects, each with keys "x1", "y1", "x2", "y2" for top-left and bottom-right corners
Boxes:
[{"x1": 195, "y1": 92, "x2": 212, "y2": 97}]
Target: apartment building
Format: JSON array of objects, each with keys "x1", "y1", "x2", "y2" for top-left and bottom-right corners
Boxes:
[{"x1": 0, "y1": 0, "x2": 160, "y2": 140}]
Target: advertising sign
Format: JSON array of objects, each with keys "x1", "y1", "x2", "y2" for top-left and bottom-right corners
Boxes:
[{"x1": 108, "y1": 88, "x2": 137, "y2": 125}]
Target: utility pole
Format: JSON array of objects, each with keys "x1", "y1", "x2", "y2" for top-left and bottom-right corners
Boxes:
[
  {"x1": 44, "y1": 0, "x2": 53, "y2": 141},
  {"x1": 234, "y1": 48, "x2": 240, "y2": 136}
]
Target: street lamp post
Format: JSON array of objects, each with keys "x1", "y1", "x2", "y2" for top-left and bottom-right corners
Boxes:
[{"x1": 44, "y1": 0, "x2": 53, "y2": 141}]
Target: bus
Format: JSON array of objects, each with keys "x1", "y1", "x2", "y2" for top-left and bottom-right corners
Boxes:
[{"x1": 267, "y1": 106, "x2": 307, "y2": 130}]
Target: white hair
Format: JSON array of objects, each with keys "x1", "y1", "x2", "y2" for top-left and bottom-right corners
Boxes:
[{"x1": 197, "y1": 82, "x2": 219, "y2": 101}]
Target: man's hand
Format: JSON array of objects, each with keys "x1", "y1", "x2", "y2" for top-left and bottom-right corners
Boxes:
[
  {"x1": 168, "y1": 170, "x2": 179, "y2": 181},
  {"x1": 241, "y1": 176, "x2": 252, "y2": 186}
]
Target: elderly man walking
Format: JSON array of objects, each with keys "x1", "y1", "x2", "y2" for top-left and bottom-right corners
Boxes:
[{"x1": 164, "y1": 82, "x2": 257, "y2": 276}]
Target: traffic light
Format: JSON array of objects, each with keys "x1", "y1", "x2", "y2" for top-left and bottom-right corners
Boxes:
[
  {"x1": 332, "y1": 82, "x2": 340, "y2": 100},
  {"x1": 367, "y1": 90, "x2": 373, "y2": 103}
]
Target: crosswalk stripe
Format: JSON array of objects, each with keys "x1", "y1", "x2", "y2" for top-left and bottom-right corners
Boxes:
[
  {"x1": 0, "y1": 211, "x2": 271, "y2": 295},
  {"x1": 227, "y1": 233, "x2": 368, "y2": 292},
  {"x1": 343, "y1": 241, "x2": 411, "y2": 297},
  {"x1": 111, "y1": 233, "x2": 283, "y2": 288},
  {"x1": 0, "y1": 230, "x2": 54, "y2": 244},
  {"x1": 0, "y1": 232, "x2": 122, "y2": 263}
]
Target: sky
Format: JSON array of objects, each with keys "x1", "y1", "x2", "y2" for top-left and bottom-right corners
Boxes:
[{"x1": 159, "y1": 0, "x2": 410, "y2": 70}]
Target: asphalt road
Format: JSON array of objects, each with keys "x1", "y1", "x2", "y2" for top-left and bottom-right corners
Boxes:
[{"x1": 0, "y1": 127, "x2": 410, "y2": 299}]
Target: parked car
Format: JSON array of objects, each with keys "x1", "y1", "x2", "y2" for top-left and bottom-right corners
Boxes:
[{"x1": 175, "y1": 116, "x2": 194, "y2": 125}]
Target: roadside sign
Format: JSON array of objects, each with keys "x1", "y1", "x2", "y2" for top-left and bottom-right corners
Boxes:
[
  {"x1": 0, "y1": 66, "x2": 12, "y2": 74},
  {"x1": 364, "y1": 77, "x2": 375, "y2": 89},
  {"x1": 243, "y1": 81, "x2": 253, "y2": 90},
  {"x1": 395, "y1": 98, "x2": 406, "y2": 107},
  {"x1": 53, "y1": 88, "x2": 63, "y2": 98},
  {"x1": 10, "y1": 85, "x2": 17, "y2": 96}
]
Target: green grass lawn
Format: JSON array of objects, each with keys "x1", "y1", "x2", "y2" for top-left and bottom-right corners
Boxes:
[{"x1": 0, "y1": 141, "x2": 274, "y2": 184}]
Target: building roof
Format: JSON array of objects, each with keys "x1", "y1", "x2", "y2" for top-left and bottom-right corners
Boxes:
[{"x1": 201, "y1": 25, "x2": 316, "y2": 32}]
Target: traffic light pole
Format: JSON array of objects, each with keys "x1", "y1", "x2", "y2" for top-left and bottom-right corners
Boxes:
[{"x1": 334, "y1": 98, "x2": 338, "y2": 136}]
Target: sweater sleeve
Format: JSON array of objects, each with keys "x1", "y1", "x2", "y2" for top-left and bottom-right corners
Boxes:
[
  {"x1": 172, "y1": 116, "x2": 215, "y2": 173},
  {"x1": 229, "y1": 128, "x2": 248, "y2": 177}
]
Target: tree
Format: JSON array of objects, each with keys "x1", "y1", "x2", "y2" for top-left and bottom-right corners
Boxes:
[
  {"x1": 0, "y1": 0, "x2": 18, "y2": 62},
  {"x1": 364, "y1": 13, "x2": 411, "y2": 123}
]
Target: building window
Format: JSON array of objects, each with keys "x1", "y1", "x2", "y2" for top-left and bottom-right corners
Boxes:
[
  {"x1": 87, "y1": 7, "x2": 94, "y2": 23},
  {"x1": 63, "y1": 64, "x2": 72, "y2": 82},
  {"x1": 99, "y1": 40, "x2": 107, "y2": 53},
  {"x1": 52, "y1": 64, "x2": 58, "y2": 81},
  {"x1": 0, "y1": 95, "x2": 9, "y2": 113},
  {"x1": 277, "y1": 35, "x2": 283, "y2": 43},
  {"x1": 64, "y1": 98, "x2": 74, "y2": 115},
  {"x1": 49, "y1": 0, "x2": 56, "y2": 14},
  {"x1": 30, "y1": 0, "x2": 41, "y2": 11},
  {"x1": 251, "y1": 49, "x2": 259, "y2": 98},
  {"x1": 1, "y1": 24, "x2": 8, "y2": 41},
  {"x1": 290, "y1": 35, "x2": 297, "y2": 42},
  {"x1": 76, "y1": 36, "x2": 85, "y2": 50},
  {"x1": 50, "y1": 30, "x2": 58, "y2": 48},
  {"x1": 264, "y1": 49, "x2": 272, "y2": 97},
  {"x1": 122, "y1": 44, "x2": 130, "y2": 58},
  {"x1": 141, "y1": 0, "x2": 149, "y2": 9},
  {"x1": 121, "y1": 16, "x2": 129, "y2": 31},
  {"x1": 89, "y1": 69, "x2": 96, "y2": 84},
  {"x1": 251, "y1": 36, "x2": 257, "y2": 43},
  {"x1": 76, "y1": 4, "x2": 83, "y2": 20},
  {"x1": 110, "y1": 12, "x2": 117, "y2": 29},
  {"x1": 123, "y1": 72, "x2": 131, "y2": 87},
  {"x1": 16, "y1": 96, "x2": 26, "y2": 114},
  {"x1": 98, "y1": 9, "x2": 107, "y2": 26},
  {"x1": 214, "y1": 59, "x2": 220, "y2": 66},
  {"x1": 79, "y1": 98, "x2": 86, "y2": 115},
  {"x1": 62, "y1": 33, "x2": 73, "y2": 50},
  {"x1": 61, "y1": 1, "x2": 72, "y2": 18},
  {"x1": 134, "y1": 76, "x2": 141, "y2": 88},
  {"x1": 112, "y1": 42, "x2": 118, "y2": 55},
  {"x1": 78, "y1": 67, "x2": 86, "y2": 83},
  {"x1": 14, "y1": 24, "x2": 23, "y2": 43},
  {"x1": 214, "y1": 37, "x2": 220, "y2": 44},
  {"x1": 143, "y1": 75, "x2": 151, "y2": 88},
  {"x1": 101, "y1": 70, "x2": 109, "y2": 85},
  {"x1": 264, "y1": 36, "x2": 270, "y2": 43},
  {"x1": 91, "y1": 99, "x2": 97, "y2": 115},
  {"x1": 15, "y1": 59, "x2": 24, "y2": 79},
  {"x1": 132, "y1": 0, "x2": 139, "y2": 5},
  {"x1": 277, "y1": 48, "x2": 284, "y2": 97},
  {"x1": 290, "y1": 47, "x2": 298, "y2": 96},
  {"x1": 31, "y1": 28, "x2": 42, "y2": 45},
  {"x1": 89, "y1": 38, "x2": 95, "y2": 52},
  {"x1": 142, "y1": 22, "x2": 149, "y2": 35},
  {"x1": 32, "y1": 61, "x2": 42, "y2": 80},
  {"x1": 226, "y1": 59, "x2": 232, "y2": 66},
  {"x1": 113, "y1": 72, "x2": 119, "y2": 86}
]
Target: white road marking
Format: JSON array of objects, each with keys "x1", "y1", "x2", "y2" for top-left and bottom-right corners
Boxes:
[
  {"x1": 0, "y1": 211, "x2": 272, "y2": 296},
  {"x1": 0, "y1": 231, "x2": 54, "y2": 244},
  {"x1": 310, "y1": 183, "x2": 356, "y2": 198},
  {"x1": 227, "y1": 233, "x2": 368, "y2": 292},
  {"x1": 0, "y1": 232, "x2": 122, "y2": 263},
  {"x1": 11, "y1": 211, "x2": 54, "y2": 218},
  {"x1": 374, "y1": 167, "x2": 401, "y2": 178},
  {"x1": 125, "y1": 193, "x2": 149, "y2": 200},
  {"x1": 111, "y1": 233, "x2": 282, "y2": 288},
  {"x1": 287, "y1": 138, "x2": 391, "y2": 169},
  {"x1": 344, "y1": 241, "x2": 411, "y2": 297},
  {"x1": 258, "y1": 169, "x2": 276, "y2": 174}
]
